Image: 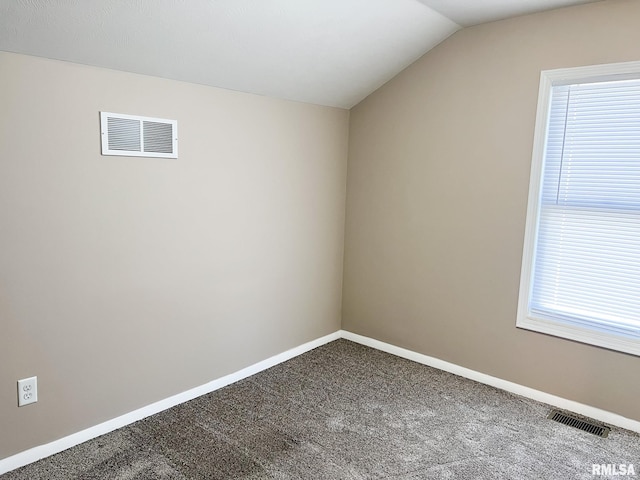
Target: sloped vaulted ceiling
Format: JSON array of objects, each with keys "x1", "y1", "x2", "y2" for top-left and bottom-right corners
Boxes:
[{"x1": 0, "y1": 0, "x2": 601, "y2": 108}]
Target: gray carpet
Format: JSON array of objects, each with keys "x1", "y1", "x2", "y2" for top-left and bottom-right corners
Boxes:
[{"x1": 2, "y1": 339, "x2": 638, "y2": 479}]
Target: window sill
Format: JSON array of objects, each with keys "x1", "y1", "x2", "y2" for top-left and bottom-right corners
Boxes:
[{"x1": 516, "y1": 315, "x2": 640, "y2": 357}]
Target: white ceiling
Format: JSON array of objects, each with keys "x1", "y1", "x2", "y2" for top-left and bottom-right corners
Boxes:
[{"x1": 0, "y1": 0, "x2": 601, "y2": 108}]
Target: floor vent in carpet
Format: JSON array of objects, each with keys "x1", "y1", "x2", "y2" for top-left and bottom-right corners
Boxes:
[{"x1": 548, "y1": 409, "x2": 610, "y2": 438}]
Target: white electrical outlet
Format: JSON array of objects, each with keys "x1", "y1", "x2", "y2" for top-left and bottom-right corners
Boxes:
[{"x1": 17, "y1": 376, "x2": 38, "y2": 407}]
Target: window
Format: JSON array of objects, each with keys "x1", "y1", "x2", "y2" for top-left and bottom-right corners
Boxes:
[{"x1": 517, "y1": 61, "x2": 640, "y2": 356}]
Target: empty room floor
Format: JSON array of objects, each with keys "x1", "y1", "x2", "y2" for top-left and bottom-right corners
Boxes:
[{"x1": 2, "y1": 340, "x2": 638, "y2": 479}]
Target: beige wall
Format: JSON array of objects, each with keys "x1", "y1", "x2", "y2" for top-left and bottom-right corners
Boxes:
[
  {"x1": 0, "y1": 52, "x2": 349, "y2": 459},
  {"x1": 343, "y1": 0, "x2": 640, "y2": 422}
]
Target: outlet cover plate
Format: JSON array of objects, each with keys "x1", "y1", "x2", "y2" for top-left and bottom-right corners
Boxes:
[{"x1": 18, "y1": 376, "x2": 38, "y2": 406}]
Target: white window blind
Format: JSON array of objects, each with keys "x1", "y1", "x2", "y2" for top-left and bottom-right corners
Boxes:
[
  {"x1": 518, "y1": 62, "x2": 640, "y2": 356},
  {"x1": 531, "y1": 79, "x2": 640, "y2": 337}
]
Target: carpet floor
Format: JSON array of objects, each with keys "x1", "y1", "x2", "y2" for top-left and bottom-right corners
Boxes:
[{"x1": 2, "y1": 339, "x2": 638, "y2": 479}]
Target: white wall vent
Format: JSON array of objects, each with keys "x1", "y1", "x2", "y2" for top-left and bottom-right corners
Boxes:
[{"x1": 100, "y1": 112, "x2": 178, "y2": 158}]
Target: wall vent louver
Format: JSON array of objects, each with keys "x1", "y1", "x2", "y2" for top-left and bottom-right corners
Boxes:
[{"x1": 100, "y1": 112, "x2": 177, "y2": 158}]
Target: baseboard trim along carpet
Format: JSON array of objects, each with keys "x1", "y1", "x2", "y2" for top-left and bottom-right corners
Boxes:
[
  {"x1": 2, "y1": 329, "x2": 639, "y2": 475},
  {"x1": 0, "y1": 331, "x2": 341, "y2": 476},
  {"x1": 341, "y1": 330, "x2": 640, "y2": 435}
]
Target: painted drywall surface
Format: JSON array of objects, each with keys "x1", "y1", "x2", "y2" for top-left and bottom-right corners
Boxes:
[
  {"x1": 0, "y1": 52, "x2": 349, "y2": 459},
  {"x1": 343, "y1": 0, "x2": 640, "y2": 422}
]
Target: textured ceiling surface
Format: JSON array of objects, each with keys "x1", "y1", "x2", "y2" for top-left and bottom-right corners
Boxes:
[{"x1": 0, "y1": 0, "x2": 601, "y2": 108}]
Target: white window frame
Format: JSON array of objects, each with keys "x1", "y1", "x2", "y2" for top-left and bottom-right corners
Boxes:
[{"x1": 517, "y1": 60, "x2": 640, "y2": 356}]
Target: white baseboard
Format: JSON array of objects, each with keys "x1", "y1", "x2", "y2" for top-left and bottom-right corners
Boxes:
[
  {"x1": 0, "y1": 331, "x2": 340, "y2": 476},
  {"x1": 3, "y1": 328, "x2": 639, "y2": 475},
  {"x1": 340, "y1": 330, "x2": 640, "y2": 434}
]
